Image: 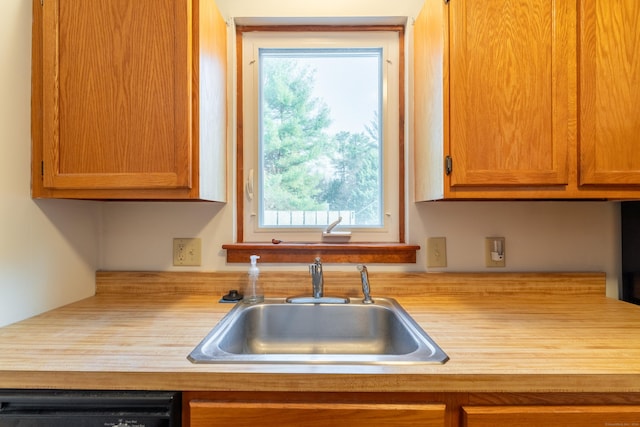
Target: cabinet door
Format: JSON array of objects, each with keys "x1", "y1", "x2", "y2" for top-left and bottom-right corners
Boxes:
[
  {"x1": 190, "y1": 401, "x2": 446, "y2": 427},
  {"x1": 448, "y1": 0, "x2": 570, "y2": 187},
  {"x1": 463, "y1": 405, "x2": 640, "y2": 427},
  {"x1": 41, "y1": 0, "x2": 192, "y2": 191},
  {"x1": 579, "y1": 0, "x2": 640, "y2": 185}
]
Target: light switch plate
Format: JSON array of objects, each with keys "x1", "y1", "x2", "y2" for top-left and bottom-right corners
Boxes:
[
  {"x1": 173, "y1": 238, "x2": 202, "y2": 266},
  {"x1": 427, "y1": 237, "x2": 447, "y2": 268}
]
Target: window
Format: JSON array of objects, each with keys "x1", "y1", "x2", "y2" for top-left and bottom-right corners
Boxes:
[
  {"x1": 239, "y1": 28, "x2": 402, "y2": 244},
  {"x1": 259, "y1": 47, "x2": 384, "y2": 229}
]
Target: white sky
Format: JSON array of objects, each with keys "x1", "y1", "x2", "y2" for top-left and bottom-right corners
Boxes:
[{"x1": 297, "y1": 54, "x2": 380, "y2": 135}]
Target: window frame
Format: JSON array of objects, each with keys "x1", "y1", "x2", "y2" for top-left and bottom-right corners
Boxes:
[
  {"x1": 225, "y1": 24, "x2": 417, "y2": 264},
  {"x1": 243, "y1": 31, "x2": 398, "y2": 242}
]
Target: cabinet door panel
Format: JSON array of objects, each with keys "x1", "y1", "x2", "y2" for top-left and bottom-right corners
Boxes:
[
  {"x1": 41, "y1": 0, "x2": 192, "y2": 190},
  {"x1": 579, "y1": 0, "x2": 640, "y2": 185},
  {"x1": 190, "y1": 401, "x2": 445, "y2": 427},
  {"x1": 449, "y1": 0, "x2": 569, "y2": 187},
  {"x1": 463, "y1": 405, "x2": 640, "y2": 427}
]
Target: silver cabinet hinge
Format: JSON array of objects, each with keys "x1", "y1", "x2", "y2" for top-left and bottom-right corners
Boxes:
[{"x1": 445, "y1": 156, "x2": 452, "y2": 175}]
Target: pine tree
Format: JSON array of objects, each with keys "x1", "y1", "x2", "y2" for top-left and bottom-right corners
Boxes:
[{"x1": 261, "y1": 57, "x2": 331, "y2": 211}]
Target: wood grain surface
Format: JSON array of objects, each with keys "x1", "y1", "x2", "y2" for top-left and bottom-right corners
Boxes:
[
  {"x1": 1, "y1": 271, "x2": 639, "y2": 393},
  {"x1": 190, "y1": 401, "x2": 446, "y2": 427}
]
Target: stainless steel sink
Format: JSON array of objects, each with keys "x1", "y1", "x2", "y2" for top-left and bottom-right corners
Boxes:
[{"x1": 188, "y1": 298, "x2": 448, "y2": 365}]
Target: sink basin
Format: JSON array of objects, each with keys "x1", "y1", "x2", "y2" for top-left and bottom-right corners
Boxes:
[{"x1": 188, "y1": 298, "x2": 448, "y2": 365}]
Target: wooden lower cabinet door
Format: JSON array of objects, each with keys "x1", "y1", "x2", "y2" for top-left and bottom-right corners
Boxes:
[
  {"x1": 190, "y1": 401, "x2": 445, "y2": 427},
  {"x1": 463, "y1": 405, "x2": 640, "y2": 427}
]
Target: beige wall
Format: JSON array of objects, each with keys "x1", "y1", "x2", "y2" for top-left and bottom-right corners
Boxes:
[
  {"x1": 214, "y1": 0, "x2": 425, "y2": 18},
  {"x1": 0, "y1": 0, "x2": 100, "y2": 327}
]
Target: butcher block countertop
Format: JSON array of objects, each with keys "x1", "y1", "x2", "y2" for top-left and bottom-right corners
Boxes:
[{"x1": 0, "y1": 271, "x2": 639, "y2": 393}]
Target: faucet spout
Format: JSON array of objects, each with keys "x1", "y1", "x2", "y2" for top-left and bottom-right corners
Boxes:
[
  {"x1": 357, "y1": 264, "x2": 374, "y2": 304},
  {"x1": 309, "y1": 257, "x2": 324, "y2": 298}
]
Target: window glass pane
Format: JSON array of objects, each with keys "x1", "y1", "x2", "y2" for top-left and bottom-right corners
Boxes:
[{"x1": 258, "y1": 48, "x2": 383, "y2": 228}]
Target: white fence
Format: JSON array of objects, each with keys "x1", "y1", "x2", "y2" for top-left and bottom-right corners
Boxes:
[{"x1": 263, "y1": 210, "x2": 355, "y2": 226}]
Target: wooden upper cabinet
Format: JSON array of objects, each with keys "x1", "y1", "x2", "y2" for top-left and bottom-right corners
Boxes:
[
  {"x1": 448, "y1": 0, "x2": 570, "y2": 188},
  {"x1": 414, "y1": 0, "x2": 573, "y2": 200},
  {"x1": 579, "y1": 0, "x2": 640, "y2": 186},
  {"x1": 32, "y1": 0, "x2": 227, "y2": 200},
  {"x1": 415, "y1": 0, "x2": 640, "y2": 199}
]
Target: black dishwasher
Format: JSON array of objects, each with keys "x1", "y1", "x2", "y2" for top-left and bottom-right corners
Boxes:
[
  {"x1": 0, "y1": 390, "x2": 181, "y2": 427},
  {"x1": 622, "y1": 201, "x2": 640, "y2": 305}
]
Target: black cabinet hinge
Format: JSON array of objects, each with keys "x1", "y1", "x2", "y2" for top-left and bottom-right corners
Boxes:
[
  {"x1": 41, "y1": 161, "x2": 44, "y2": 178},
  {"x1": 445, "y1": 156, "x2": 452, "y2": 175}
]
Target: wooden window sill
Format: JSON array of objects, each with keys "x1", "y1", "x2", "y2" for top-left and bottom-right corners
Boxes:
[{"x1": 222, "y1": 243, "x2": 420, "y2": 264}]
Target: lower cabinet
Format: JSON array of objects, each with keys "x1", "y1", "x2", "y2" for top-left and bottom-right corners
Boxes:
[
  {"x1": 189, "y1": 401, "x2": 445, "y2": 427},
  {"x1": 183, "y1": 392, "x2": 640, "y2": 427},
  {"x1": 462, "y1": 405, "x2": 640, "y2": 427}
]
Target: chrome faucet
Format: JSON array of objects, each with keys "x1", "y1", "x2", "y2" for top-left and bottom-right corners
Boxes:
[
  {"x1": 286, "y1": 258, "x2": 348, "y2": 304},
  {"x1": 357, "y1": 264, "x2": 374, "y2": 304},
  {"x1": 309, "y1": 257, "x2": 324, "y2": 298}
]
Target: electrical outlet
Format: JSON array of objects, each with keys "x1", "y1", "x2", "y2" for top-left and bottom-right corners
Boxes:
[
  {"x1": 173, "y1": 238, "x2": 202, "y2": 266},
  {"x1": 485, "y1": 237, "x2": 505, "y2": 268},
  {"x1": 427, "y1": 237, "x2": 447, "y2": 268}
]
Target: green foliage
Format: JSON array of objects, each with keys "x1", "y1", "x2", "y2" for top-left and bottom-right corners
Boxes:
[
  {"x1": 261, "y1": 58, "x2": 331, "y2": 211},
  {"x1": 320, "y1": 117, "x2": 381, "y2": 224},
  {"x1": 260, "y1": 55, "x2": 381, "y2": 225}
]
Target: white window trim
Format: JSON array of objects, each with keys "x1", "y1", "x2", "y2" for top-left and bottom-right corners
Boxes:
[{"x1": 241, "y1": 30, "x2": 400, "y2": 243}]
